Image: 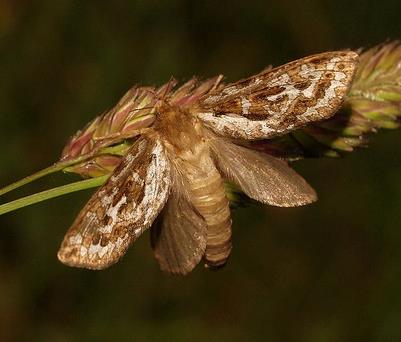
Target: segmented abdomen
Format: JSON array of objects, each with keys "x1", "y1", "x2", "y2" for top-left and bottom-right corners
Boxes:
[{"x1": 189, "y1": 159, "x2": 232, "y2": 268}]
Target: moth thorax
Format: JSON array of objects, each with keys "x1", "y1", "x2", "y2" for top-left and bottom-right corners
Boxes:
[{"x1": 155, "y1": 106, "x2": 202, "y2": 149}]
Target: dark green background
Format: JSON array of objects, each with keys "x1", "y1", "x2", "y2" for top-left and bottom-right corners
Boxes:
[{"x1": 1, "y1": 1, "x2": 401, "y2": 341}]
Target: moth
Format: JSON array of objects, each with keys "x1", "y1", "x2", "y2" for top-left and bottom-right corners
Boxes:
[{"x1": 57, "y1": 50, "x2": 359, "y2": 275}]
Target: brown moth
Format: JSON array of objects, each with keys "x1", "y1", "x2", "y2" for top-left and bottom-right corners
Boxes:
[{"x1": 57, "y1": 51, "x2": 359, "y2": 274}]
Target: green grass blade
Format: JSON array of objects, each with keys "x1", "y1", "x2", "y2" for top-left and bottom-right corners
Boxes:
[
  {"x1": 0, "y1": 163, "x2": 68, "y2": 197},
  {"x1": 0, "y1": 175, "x2": 108, "y2": 216}
]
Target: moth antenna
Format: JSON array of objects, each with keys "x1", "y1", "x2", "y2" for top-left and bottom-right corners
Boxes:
[
  {"x1": 143, "y1": 88, "x2": 157, "y2": 97},
  {"x1": 126, "y1": 79, "x2": 177, "y2": 115}
]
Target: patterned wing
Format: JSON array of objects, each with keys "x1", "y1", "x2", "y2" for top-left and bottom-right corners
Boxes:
[
  {"x1": 251, "y1": 42, "x2": 401, "y2": 159},
  {"x1": 58, "y1": 134, "x2": 171, "y2": 269},
  {"x1": 151, "y1": 191, "x2": 207, "y2": 275},
  {"x1": 197, "y1": 51, "x2": 359, "y2": 140},
  {"x1": 209, "y1": 137, "x2": 316, "y2": 207}
]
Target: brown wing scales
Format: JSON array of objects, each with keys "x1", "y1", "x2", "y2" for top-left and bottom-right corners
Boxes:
[
  {"x1": 58, "y1": 134, "x2": 171, "y2": 269},
  {"x1": 197, "y1": 51, "x2": 359, "y2": 140}
]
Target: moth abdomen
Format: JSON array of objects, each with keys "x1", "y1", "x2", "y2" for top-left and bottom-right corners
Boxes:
[{"x1": 187, "y1": 157, "x2": 232, "y2": 268}]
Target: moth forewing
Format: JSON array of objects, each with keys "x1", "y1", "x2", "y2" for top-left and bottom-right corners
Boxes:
[
  {"x1": 197, "y1": 51, "x2": 359, "y2": 140},
  {"x1": 209, "y1": 137, "x2": 317, "y2": 207},
  {"x1": 57, "y1": 134, "x2": 171, "y2": 269}
]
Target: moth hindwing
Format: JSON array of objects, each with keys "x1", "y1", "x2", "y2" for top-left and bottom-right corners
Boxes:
[
  {"x1": 58, "y1": 134, "x2": 171, "y2": 269},
  {"x1": 151, "y1": 190, "x2": 207, "y2": 275},
  {"x1": 197, "y1": 51, "x2": 359, "y2": 140}
]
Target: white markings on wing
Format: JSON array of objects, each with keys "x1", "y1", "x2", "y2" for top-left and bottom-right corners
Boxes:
[
  {"x1": 58, "y1": 134, "x2": 171, "y2": 269},
  {"x1": 198, "y1": 112, "x2": 278, "y2": 139},
  {"x1": 241, "y1": 96, "x2": 251, "y2": 114},
  {"x1": 198, "y1": 51, "x2": 359, "y2": 140}
]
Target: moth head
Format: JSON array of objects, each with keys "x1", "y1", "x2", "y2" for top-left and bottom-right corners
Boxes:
[{"x1": 59, "y1": 75, "x2": 220, "y2": 178}]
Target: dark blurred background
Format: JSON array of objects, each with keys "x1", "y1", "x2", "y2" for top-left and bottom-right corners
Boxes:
[{"x1": 1, "y1": 1, "x2": 401, "y2": 341}]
